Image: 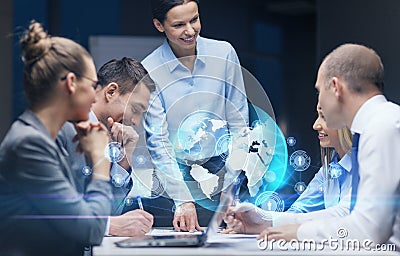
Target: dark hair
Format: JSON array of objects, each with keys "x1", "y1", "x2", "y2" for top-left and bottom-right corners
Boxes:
[
  {"x1": 150, "y1": 0, "x2": 200, "y2": 23},
  {"x1": 97, "y1": 57, "x2": 155, "y2": 94},
  {"x1": 20, "y1": 20, "x2": 91, "y2": 108}
]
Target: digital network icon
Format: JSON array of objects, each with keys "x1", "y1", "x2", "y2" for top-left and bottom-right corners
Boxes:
[
  {"x1": 112, "y1": 173, "x2": 125, "y2": 188},
  {"x1": 286, "y1": 136, "x2": 296, "y2": 147},
  {"x1": 81, "y1": 166, "x2": 92, "y2": 176},
  {"x1": 125, "y1": 197, "x2": 135, "y2": 206},
  {"x1": 105, "y1": 141, "x2": 126, "y2": 163},
  {"x1": 329, "y1": 163, "x2": 343, "y2": 179},
  {"x1": 289, "y1": 150, "x2": 311, "y2": 172},
  {"x1": 294, "y1": 181, "x2": 307, "y2": 195},
  {"x1": 135, "y1": 155, "x2": 146, "y2": 165},
  {"x1": 255, "y1": 191, "x2": 285, "y2": 220}
]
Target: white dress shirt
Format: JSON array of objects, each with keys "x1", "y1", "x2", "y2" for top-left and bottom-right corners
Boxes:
[
  {"x1": 297, "y1": 95, "x2": 400, "y2": 248},
  {"x1": 87, "y1": 111, "x2": 131, "y2": 236}
]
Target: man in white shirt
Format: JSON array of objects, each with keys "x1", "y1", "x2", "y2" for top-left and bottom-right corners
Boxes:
[
  {"x1": 58, "y1": 58, "x2": 155, "y2": 238},
  {"x1": 225, "y1": 44, "x2": 400, "y2": 250}
]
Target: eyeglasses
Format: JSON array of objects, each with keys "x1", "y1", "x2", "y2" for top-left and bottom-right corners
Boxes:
[{"x1": 60, "y1": 72, "x2": 102, "y2": 90}]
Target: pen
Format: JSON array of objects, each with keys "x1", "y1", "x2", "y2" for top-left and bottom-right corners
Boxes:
[
  {"x1": 232, "y1": 176, "x2": 241, "y2": 206},
  {"x1": 136, "y1": 196, "x2": 144, "y2": 210}
]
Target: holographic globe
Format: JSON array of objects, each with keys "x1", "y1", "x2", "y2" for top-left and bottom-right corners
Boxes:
[{"x1": 172, "y1": 111, "x2": 230, "y2": 164}]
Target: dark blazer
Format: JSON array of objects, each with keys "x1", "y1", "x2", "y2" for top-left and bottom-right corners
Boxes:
[
  {"x1": 0, "y1": 110, "x2": 113, "y2": 256},
  {"x1": 57, "y1": 111, "x2": 132, "y2": 216}
]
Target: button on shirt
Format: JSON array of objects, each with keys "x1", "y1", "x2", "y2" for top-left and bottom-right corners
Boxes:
[
  {"x1": 142, "y1": 36, "x2": 249, "y2": 205},
  {"x1": 298, "y1": 95, "x2": 400, "y2": 247}
]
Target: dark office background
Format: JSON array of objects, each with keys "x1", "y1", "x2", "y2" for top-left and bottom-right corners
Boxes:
[{"x1": 1, "y1": 0, "x2": 400, "y2": 220}]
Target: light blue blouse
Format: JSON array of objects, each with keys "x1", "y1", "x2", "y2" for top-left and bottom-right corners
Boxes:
[
  {"x1": 142, "y1": 36, "x2": 249, "y2": 203},
  {"x1": 288, "y1": 152, "x2": 352, "y2": 213}
]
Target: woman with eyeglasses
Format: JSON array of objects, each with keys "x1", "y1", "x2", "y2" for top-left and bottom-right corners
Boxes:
[{"x1": 0, "y1": 21, "x2": 112, "y2": 255}]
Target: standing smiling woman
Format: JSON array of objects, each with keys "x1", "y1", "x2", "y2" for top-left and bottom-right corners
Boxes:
[
  {"x1": 0, "y1": 21, "x2": 112, "y2": 256},
  {"x1": 142, "y1": 0, "x2": 249, "y2": 232}
]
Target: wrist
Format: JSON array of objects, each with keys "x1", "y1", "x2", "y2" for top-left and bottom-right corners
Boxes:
[
  {"x1": 90, "y1": 151, "x2": 105, "y2": 164},
  {"x1": 108, "y1": 216, "x2": 118, "y2": 236},
  {"x1": 92, "y1": 172, "x2": 110, "y2": 181},
  {"x1": 92, "y1": 158, "x2": 111, "y2": 181}
]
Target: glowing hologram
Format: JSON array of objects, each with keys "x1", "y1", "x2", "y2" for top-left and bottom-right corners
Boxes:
[
  {"x1": 251, "y1": 120, "x2": 263, "y2": 129},
  {"x1": 219, "y1": 152, "x2": 228, "y2": 163},
  {"x1": 134, "y1": 155, "x2": 147, "y2": 166},
  {"x1": 111, "y1": 173, "x2": 125, "y2": 187},
  {"x1": 151, "y1": 172, "x2": 166, "y2": 199},
  {"x1": 264, "y1": 171, "x2": 276, "y2": 183},
  {"x1": 329, "y1": 163, "x2": 343, "y2": 179},
  {"x1": 105, "y1": 141, "x2": 126, "y2": 163},
  {"x1": 135, "y1": 56, "x2": 279, "y2": 206},
  {"x1": 125, "y1": 197, "x2": 134, "y2": 207},
  {"x1": 172, "y1": 111, "x2": 228, "y2": 165},
  {"x1": 255, "y1": 191, "x2": 284, "y2": 220},
  {"x1": 81, "y1": 166, "x2": 92, "y2": 176},
  {"x1": 294, "y1": 181, "x2": 307, "y2": 195},
  {"x1": 215, "y1": 134, "x2": 231, "y2": 157},
  {"x1": 226, "y1": 105, "x2": 288, "y2": 198},
  {"x1": 286, "y1": 136, "x2": 296, "y2": 147},
  {"x1": 289, "y1": 150, "x2": 311, "y2": 172}
]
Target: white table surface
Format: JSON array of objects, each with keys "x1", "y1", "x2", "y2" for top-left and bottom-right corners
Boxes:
[{"x1": 93, "y1": 232, "x2": 400, "y2": 256}]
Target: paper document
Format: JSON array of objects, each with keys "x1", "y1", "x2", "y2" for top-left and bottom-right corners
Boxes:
[{"x1": 146, "y1": 228, "x2": 203, "y2": 236}]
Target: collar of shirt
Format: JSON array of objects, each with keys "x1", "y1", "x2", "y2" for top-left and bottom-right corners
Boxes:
[
  {"x1": 162, "y1": 36, "x2": 207, "y2": 73},
  {"x1": 351, "y1": 94, "x2": 387, "y2": 135},
  {"x1": 337, "y1": 152, "x2": 352, "y2": 173},
  {"x1": 89, "y1": 109, "x2": 98, "y2": 122},
  {"x1": 329, "y1": 151, "x2": 351, "y2": 173}
]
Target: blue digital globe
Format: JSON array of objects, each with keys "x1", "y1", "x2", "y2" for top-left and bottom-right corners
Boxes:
[
  {"x1": 171, "y1": 111, "x2": 229, "y2": 164},
  {"x1": 243, "y1": 105, "x2": 288, "y2": 203}
]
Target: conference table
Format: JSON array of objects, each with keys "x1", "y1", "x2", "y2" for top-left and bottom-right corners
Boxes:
[{"x1": 93, "y1": 230, "x2": 400, "y2": 256}]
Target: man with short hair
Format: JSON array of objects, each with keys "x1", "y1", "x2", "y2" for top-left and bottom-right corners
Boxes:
[
  {"x1": 58, "y1": 57, "x2": 156, "y2": 237},
  {"x1": 262, "y1": 44, "x2": 400, "y2": 248},
  {"x1": 225, "y1": 44, "x2": 400, "y2": 250}
]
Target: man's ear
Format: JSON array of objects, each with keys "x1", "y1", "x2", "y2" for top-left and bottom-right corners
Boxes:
[
  {"x1": 331, "y1": 77, "x2": 344, "y2": 98},
  {"x1": 104, "y1": 82, "x2": 119, "y2": 103},
  {"x1": 153, "y1": 18, "x2": 165, "y2": 33}
]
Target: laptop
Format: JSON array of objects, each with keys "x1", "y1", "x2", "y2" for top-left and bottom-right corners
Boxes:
[{"x1": 115, "y1": 182, "x2": 235, "y2": 247}]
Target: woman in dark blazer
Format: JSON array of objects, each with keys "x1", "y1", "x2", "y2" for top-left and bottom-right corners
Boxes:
[{"x1": 0, "y1": 21, "x2": 113, "y2": 256}]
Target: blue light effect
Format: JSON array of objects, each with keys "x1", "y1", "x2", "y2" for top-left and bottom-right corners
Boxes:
[{"x1": 241, "y1": 104, "x2": 288, "y2": 205}]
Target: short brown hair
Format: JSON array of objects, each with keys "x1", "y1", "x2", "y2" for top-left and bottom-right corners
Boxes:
[
  {"x1": 97, "y1": 57, "x2": 155, "y2": 95},
  {"x1": 321, "y1": 43, "x2": 384, "y2": 93}
]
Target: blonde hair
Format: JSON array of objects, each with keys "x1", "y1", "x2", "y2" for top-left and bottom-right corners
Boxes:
[
  {"x1": 321, "y1": 127, "x2": 353, "y2": 175},
  {"x1": 20, "y1": 20, "x2": 91, "y2": 108},
  {"x1": 337, "y1": 127, "x2": 352, "y2": 154}
]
